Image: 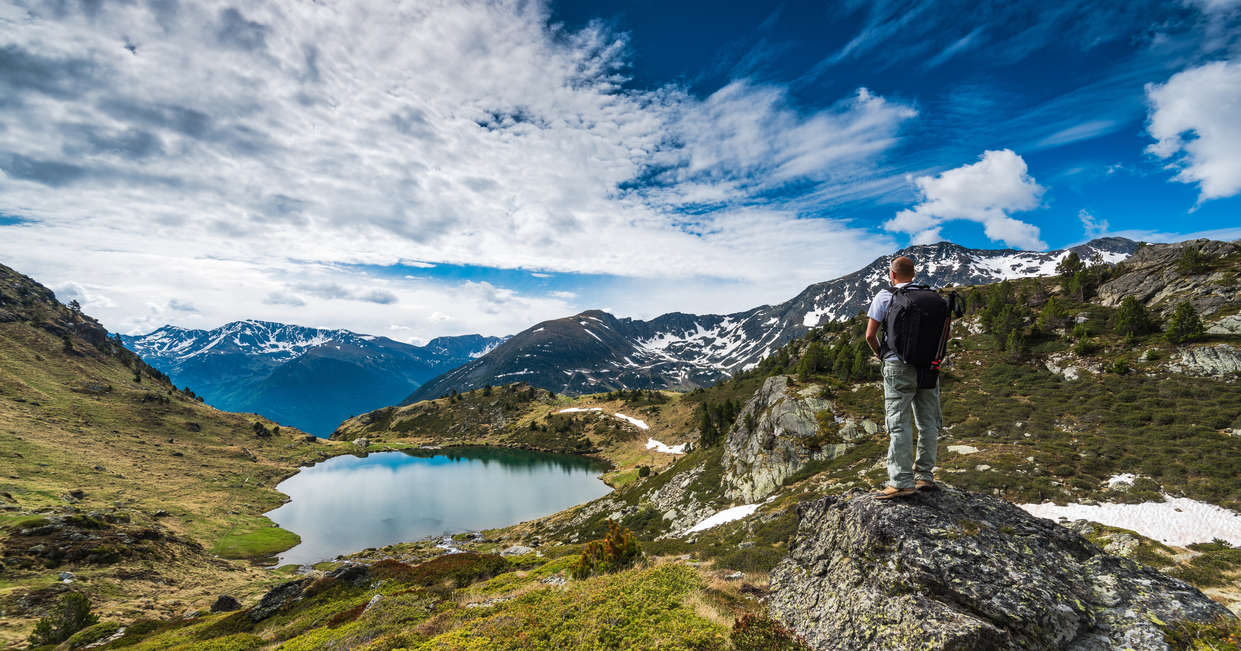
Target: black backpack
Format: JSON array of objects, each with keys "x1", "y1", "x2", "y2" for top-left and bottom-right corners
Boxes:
[{"x1": 881, "y1": 285, "x2": 951, "y2": 388}]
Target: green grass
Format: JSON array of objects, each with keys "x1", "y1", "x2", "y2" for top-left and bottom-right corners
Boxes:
[{"x1": 211, "y1": 521, "x2": 301, "y2": 560}]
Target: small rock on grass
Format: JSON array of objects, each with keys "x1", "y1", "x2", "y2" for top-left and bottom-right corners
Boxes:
[{"x1": 210, "y1": 595, "x2": 241, "y2": 612}]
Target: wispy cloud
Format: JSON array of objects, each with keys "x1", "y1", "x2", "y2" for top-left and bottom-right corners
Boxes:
[{"x1": 0, "y1": 0, "x2": 916, "y2": 336}]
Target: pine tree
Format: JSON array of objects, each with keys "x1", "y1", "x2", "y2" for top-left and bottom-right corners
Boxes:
[
  {"x1": 1056, "y1": 251, "x2": 1085, "y2": 277},
  {"x1": 1164, "y1": 301, "x2": 1204, "y2": 344},
  {"x1": 1113, "y1": 296, "x2": 1153, "y2": 337},
  {"x1": 850, "y1": 346, "x2": 870, "y2": 380}
]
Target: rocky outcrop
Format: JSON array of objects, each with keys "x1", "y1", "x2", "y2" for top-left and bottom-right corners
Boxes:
[
  {"x1": 646, "y1": 462, "x2": 721, "y2": 534},
  {"x1": 248, "y1": 577, "x2": 312, "y2": 622},
  {"x1": 1096, "y1": 239, "x2": 1240, "y2": 318},
  {"x1": 721, "y1": 376, "x2": 870, "y2": 503},
  {"x1": 1169, "y1": 344, "x2": 1241, "y2": 379},
  {"x1": 1207, "y1": 313, "x2": 1241, "y2": 336},
  {"x1": 770, "y1": 488, "x2": 1233, "y2": 650}
]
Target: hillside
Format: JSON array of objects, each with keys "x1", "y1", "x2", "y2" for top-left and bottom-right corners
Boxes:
[
  {"x1": 100, "y1": 239, "x2": 1241, "y2": 650},
  {"x1": 405, "y1": 237, "x2": 1137, "y2": 402},
  {"x1": 0, "y1": 263, "x2": 361, "y2": 647},
  {"x1": 123, "y1": 322, "x2": 503, "y2": 435}
]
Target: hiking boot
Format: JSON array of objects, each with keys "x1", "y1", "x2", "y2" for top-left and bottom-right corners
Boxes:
[
  {"x1": 873, "y1": 486, "x2": 916, "y2": 500},
  {"x1": 915, "y1": 480, "x2": 939, "y2": 492}
]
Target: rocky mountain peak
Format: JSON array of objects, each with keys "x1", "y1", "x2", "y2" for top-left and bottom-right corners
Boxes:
[{"x1": 406, "y1": 237, "x2": 1140, "y2": 401}]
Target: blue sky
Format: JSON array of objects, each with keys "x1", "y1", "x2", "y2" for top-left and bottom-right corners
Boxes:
[{"x1": 0, "y1": 0, "x2": 1238, "y2": 340}]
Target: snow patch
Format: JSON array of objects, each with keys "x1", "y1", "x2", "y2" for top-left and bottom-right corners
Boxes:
[
  {"x1": 1019, "y1": 496, "x2": 1241, "y2": 546},
  {"x1": 685, "y1": 503, "x2": 761, "y2": 534},
  {"x1": 1105, "y1": 473, "x2": 1137, "y2": 489},
  {"x1": 556, "y1": 407, "x2": 602, "y2": 413},
  {"x1": 645, "y1": 438, "x2": 684, "y2": 454},
  {"x1": 614, "y1": 413, "x2": 649, "y2": 430}
]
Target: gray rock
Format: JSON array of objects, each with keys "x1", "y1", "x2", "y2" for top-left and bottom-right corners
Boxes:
[
  {"x1": 1096, "y1": 239, "x2": 1241, "y2": 318},
  {"x1": 1168, "y1": 344, "x2": 1241, "y2": 378},
  {"x1": 248, "y1": 577, "x2": 312, "y2": 622},
  {"x1": 58, "y1": 571, "x2": 74, "y2": 582},
  {"x1": 362, "y1": 593, "x2": 383, "y2": 614},
  {"x1": 326, "y1": 563, "x2": 370, "y2": 585},
  {"x1": 1207, "y1": 314, "x2": 1241, "y2": 336},
  {"x1": 210, "y1": 595, "x2": 242, "y2": 612},
  {"x1": 352, "y1": 438, "x2": 370, "y2": 449},
  {"x1": 721, "y1": 376, "x2": 854, "y2": 503},
  {"x1": 770, "y1": 487, "x2": 1232, "y2": 650},
  {"x1": 501, "y1": 545, "x2": 534, "y2": 557}
]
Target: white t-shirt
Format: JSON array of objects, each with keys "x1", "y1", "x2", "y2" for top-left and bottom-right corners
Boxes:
[{"x1": 867, "y1": 282, "x2": 911, "y2": 361}]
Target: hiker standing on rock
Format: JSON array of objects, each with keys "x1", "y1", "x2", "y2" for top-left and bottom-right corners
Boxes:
[{"x1": 864, "y1": 256, "x2": 954, "y2": 499}]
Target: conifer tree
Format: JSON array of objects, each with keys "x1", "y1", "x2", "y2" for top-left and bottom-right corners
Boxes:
[
  {"x1": 1164, "y1": 301, "x2": 1204, "y2": 344},
  {"x1": 1056, "y1": 251, "x2": 1085, "y2": 277},
  {"x1": 1113, "y1": 296, "x2": 1153, "y2": 337}
]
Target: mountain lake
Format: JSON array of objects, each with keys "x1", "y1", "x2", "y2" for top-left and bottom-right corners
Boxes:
[{"x1": 266, "y1": 447, "x2": 611, "y2": 566}]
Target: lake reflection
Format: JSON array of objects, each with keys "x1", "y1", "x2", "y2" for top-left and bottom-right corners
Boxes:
[{"x1": 266, "y1": 447, "x2": 611, "y2": 565}]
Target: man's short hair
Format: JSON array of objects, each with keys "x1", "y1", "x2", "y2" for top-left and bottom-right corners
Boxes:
[{"x1": 891, "y1": 256, "x2": 916, "y2": 280}]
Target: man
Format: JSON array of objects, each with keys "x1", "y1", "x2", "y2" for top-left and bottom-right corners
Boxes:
[{"x1": 864, "y1": 256, "x2": 945, "y2": 499}]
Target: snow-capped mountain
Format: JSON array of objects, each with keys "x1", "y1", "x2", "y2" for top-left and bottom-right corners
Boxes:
[
  {"x1": 404, "y1": 238, "x2": 1137, "y2": 402},
  {"x1": 123, "y1": 320, "x2": 505, "y2": 435}
]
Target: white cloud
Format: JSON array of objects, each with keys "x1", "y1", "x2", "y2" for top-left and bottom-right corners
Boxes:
[
  {"x1": 0, "y1": 0, "x2": 913, "y2": 336},
  {"x1": 1145, "y1": 60, "x2": 1241, "y2": 202},
  {"x1": 1078, "y1": 209, "x2": 1108, "y2": 238},
  {"x1": 884, "y1": 149, "x2": 1047, "y2": 249}
]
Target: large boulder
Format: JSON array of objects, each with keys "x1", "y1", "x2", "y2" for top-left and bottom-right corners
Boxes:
[
  {"x1": 770, "y1": 487, "x2": 1232, "y2": 650},
  {"x1": 721, "y1": 376, "x2": 867, "y2": 503}
]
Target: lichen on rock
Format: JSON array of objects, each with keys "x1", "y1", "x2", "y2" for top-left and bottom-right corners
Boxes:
[{"x1": 769, "y1": 487, "x2": 1233, "y2": 650}]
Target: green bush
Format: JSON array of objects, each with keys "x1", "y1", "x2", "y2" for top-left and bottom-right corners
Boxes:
[
  {"x1": 571, "y1": 520, "x2": 641, "y2": 580},
  {"x1": 1073, "y1": 338, "x2": 1100, "y2": 356},
  {"x1": 1165, "y1": 301, "x2": 1205, "y2": 344},
  {"x1": 1113, "y1": 296, "x2": 1154, "y2": 337},
  {"x1": 28, "y1": 592, "x2": 98, "y2": 647}
]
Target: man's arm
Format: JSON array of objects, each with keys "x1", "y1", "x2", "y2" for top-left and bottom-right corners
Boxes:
[{"x1": 865, "y1": 318, "x2": 882, "y2": 358}]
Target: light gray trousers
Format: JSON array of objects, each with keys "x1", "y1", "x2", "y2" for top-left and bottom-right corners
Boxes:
[{"x1": 882, "y1": 358, "x2": 941, "y2": 489}]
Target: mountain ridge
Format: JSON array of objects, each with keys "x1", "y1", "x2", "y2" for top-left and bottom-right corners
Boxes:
[
  {"x1": 123, "y1": 320, "x2": 505, "y2": 435},
  {"x1": 405, "y1": 237, "x2": 1138, "y2": 402}
]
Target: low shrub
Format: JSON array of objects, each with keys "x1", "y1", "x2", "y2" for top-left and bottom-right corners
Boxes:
[
  {"x1": 570, "y1": 520, "x2": 641, "y2": 580},
  {"x1": 27, "y1": 592, "x2": 98, "y2": 647},
  {"x1": 731, "y1": 613, "x2": 810, "y2": 651},
  {"x1": 1162, "y1": 616, "x2": 1241, "y2": 650}
]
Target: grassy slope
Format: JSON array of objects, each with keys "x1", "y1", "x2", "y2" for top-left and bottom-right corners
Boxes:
[{"x1": 0, "y1": 313, "x2": 358, "y2": 646}]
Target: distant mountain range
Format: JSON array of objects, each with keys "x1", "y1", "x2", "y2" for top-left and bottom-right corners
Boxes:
[
  {"x1": 404, "y1": 237, "x2": 1138, "y2": 402},
  {"x1": 123, "y1": 321, "x2": 504, "y2": 435}
]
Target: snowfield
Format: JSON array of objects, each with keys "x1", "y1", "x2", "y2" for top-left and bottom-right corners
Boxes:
[{"x1": 1019, "y1": 496, "x2": 1241, "y2": 546}]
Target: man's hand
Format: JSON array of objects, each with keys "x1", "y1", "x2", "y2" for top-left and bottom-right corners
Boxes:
[{"x1": 865, "y1": 318, "x2": 882, "y2": 358}]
